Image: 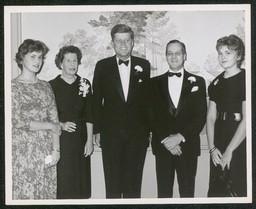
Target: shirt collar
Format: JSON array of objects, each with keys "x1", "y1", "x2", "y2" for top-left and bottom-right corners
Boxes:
[
  {"x1": 116, "y1": 56, "x2": 131, "y2": 64},
  {"x1": 169, "y1": 68, "x2": 184, "y2": 74}
]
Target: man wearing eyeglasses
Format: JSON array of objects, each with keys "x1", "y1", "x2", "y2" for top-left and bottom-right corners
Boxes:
[{"x1": 149, "y1": 40, "x2": 207, "y2": 198}]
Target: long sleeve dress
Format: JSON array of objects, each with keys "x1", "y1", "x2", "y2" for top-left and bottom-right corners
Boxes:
[
  {"x1": 49, "y1": 74, "x2": 93, "y2": 199},
  {"x1": 12, "y1": 78, "x2": 59, "y2": 199},
  {"x1": 207, "y1": 69, "x2": 246, "y2": 197}
]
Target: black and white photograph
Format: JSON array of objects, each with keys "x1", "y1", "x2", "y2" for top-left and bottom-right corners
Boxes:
[{"x1": 3, "y1": 3, "x2": 253, "y2": 206}]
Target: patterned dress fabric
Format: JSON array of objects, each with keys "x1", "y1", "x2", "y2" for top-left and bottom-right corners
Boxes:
[{"x1": 12, "y1": 78, "x2": 59, "y2": 199}]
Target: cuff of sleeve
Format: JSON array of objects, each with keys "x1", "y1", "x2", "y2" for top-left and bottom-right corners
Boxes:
[{"x1": 178, "y1": 133, "x2": 186, "y2": 143}]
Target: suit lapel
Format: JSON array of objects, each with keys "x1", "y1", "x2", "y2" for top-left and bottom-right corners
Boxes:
[
  {"x1": 176, "y1": 70, "x2": 191, "y2": 116},
  {"x1": 127, "y1": 56, "x2": 142, "y2": 104},
  {"x1": 111, "y1": 56, "x2": 125, "y2": 101}
]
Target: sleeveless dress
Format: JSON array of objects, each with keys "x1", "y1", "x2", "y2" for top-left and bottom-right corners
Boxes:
[
  {"x1": 207, "y1": 69, "x2": 246, "y2": 197},
  {"x1": 12, "y1": 79, "x2": 59, "y2": 199},
  {"x1": 49, "y1": 75, "x2": 92, "y2": 199}
]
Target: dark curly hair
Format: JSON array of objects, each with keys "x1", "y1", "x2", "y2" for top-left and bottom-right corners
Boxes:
[
  {"x1": 216, "y1": 34, "x2": 245, "y2": 68},
  {"x1": 165, "y1": 39, "x2": 187, "y2": 56},
  {"x1": 15, "y1": 39, "x2": 49, "y2": 70},
  {"x1": 55, "y1": 45, "x2": 82, "y2": 70}
]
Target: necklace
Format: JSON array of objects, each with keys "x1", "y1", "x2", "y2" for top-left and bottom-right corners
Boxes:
[
  {"x1": 61, "y1": 75, "x2": 77, "y2": 84},
  {"x1": 18, "y1": 75, "x2": 38, "y2": 83}
]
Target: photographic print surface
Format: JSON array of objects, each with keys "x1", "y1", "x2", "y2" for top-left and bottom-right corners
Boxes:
[{"x1": 4, "y1": 4, "x2": 252, "y2": 205}]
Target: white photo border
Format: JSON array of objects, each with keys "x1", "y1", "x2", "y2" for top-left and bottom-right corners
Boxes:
[{"x1": 4, "y1": 4, "x2": 252, "y2": 205}]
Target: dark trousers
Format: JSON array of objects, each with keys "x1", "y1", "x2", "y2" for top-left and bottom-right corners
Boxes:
[
  {"x1": 101, "y1": 139, "x2": 147, "y2": 198},
  {"x1": 155, "y1": 154, "x2": 198, "y2": 198}
]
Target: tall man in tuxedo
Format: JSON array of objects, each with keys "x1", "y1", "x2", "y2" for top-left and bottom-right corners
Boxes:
[
  {"x1": 150, "y1": 40, "x2": 207, "y2": 198},
  {"x1": 92, "y1": 24, "x2": 151, "y2": 198}
]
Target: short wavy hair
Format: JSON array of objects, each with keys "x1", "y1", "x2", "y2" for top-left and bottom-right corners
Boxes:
[
  {"x1": 15, "y1": 39, "x2": 49, "y2": 70},
  {"x1": 55, "y1": 45, "x2": 82, "y2": 70},
  {"x1": 110, "y1": 24, "x2": 134, "y2": 41},
  {"x1": 165, "y1": 39, "x2": 187, "y2": 55},
  {"x1": 216, "y1": 34, "x2": 245, "y2": 68}
]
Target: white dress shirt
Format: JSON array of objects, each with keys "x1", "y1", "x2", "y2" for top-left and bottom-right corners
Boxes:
[
  {"x1": 168, "y1": 68, "x2": 184, "y2": 108},
  {"x1": 117, "y1": 57, "x2": 131, "y2": 101},
  {"x1": 168, "y1": 68, "x2": 186, "y2": 143}
]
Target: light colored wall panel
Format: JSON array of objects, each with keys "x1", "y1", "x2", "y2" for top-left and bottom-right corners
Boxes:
[{"x1": 10, "y1": 13, "x2": 22, "y2": 79}]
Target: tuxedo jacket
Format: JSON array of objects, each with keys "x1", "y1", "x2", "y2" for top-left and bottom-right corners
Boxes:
[
  {"x1": 150, "y1": 70, "x2": 207, "y2": 157},
  {"x1": 92, "y1": 55, "x2": 151, "y2": 149}
]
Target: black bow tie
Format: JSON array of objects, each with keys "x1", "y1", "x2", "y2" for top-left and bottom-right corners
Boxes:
[
  {"x1": 168, "y1": 72, "x2": 182, "y2": 77},
  {"x1": 118, "y1": 59, "x2": 129, "y2": 66}
]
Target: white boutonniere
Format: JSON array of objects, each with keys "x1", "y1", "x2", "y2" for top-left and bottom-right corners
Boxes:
[
  {"x1": 188, "y1": 76, "x2": 196, "y2": 83},
  {"x1": 79, "y1": 78, "x2": 90, "y2": 97},
  {"x1": 191, "y1": 86, "x2": 199, "y2": 92},
  {"x1": 134, "y1": 65, "x2": 143, "y2": 73},
  {"x1": 213, "y1": 79, "x2": 219, "y2": 86}
]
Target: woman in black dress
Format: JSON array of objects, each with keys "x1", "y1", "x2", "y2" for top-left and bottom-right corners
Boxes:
[
  {"x1": 207, "y1": 34, "x2": 246, "y2": 197},
  {"x1": 49, "y1": 45, "x2": 93, "y2": 199}
]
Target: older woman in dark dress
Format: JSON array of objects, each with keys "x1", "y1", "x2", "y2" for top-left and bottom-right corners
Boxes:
[
  {"x1": 49, "y1": 45, "x2": 93, "y2": 199},
  {"x1": 207, "y1": 34, "x2": 246, "y2": 197}
]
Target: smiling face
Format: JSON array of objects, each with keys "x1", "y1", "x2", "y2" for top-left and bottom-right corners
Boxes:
[
  {"x1": 60, "y1": 53, "x2": 79, "y2": 76},
  {"x1": 22, "y1": 51, "x2": 43, "y2": 74},
  {"x1": 217, "y1": 45, "x2": 240, "y2": 70},
  {"x1": 112, "y1": 32, "x2": 134, "y2": 61},
  {"x1": 166, "y1": 42, "x2": 187, "y2": 72}
]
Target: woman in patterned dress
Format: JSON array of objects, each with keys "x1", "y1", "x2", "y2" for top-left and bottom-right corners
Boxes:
[
  {"x1": 12, "y1": 39, "x2": 61, "y2": 199},
  {"x1": 49, "y1": 45, "x2": 93, "y2": 199},
  {"x1": 207, "y1": 34, "x2": 246, "y2": 197}
]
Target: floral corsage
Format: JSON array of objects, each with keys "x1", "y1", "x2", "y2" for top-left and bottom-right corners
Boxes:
[
  {"x1": 134, "y1": 65, "x2": 144, "y2": 82},
  {"x1": 79, "y1": 78, "x2": 90, "y2": 97},
  {"x1": 213, "y1": 79, "x2": 219, "y2": 86},
  {"x1": 188, "y1": 76, "x2": 196, "y2": 83},
  {"x1": 135, "y1": 65, "x2": 143, "y2": 73},
  {"x1": 188, "y1": 76, "x2": 199, "y2": 92}
]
